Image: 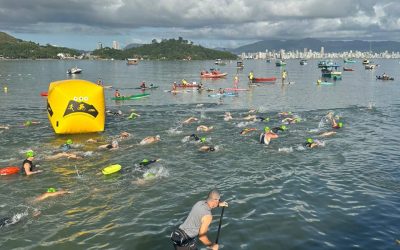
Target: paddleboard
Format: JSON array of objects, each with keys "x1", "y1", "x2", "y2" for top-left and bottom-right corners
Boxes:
[
  {"x1": 208, "y1": 93, "x2": 238, "y2": 98},
  {"x1": 102, "y1": 164, "x2": 122, "y2": 175},
  {"x1": 133, "y1": 86, "x2": 159, "y2": 90},
  {"x1": 317, "y1": 81, "x2": 334, "y2": 85},
  {"x1": 0, "y1": 166, "x2": 20, "y2": 176},
  {"x1": 112, "y1": 93, "x2": 150, "y2": 100}
]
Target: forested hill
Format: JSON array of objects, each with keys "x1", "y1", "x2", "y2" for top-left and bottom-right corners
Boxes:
[
  {"x1": 0, "y1": 32, "x2": 81, "y2": 59},
  {"x1": 92, "y1": 38, "x2": 238, "y2": 60}
]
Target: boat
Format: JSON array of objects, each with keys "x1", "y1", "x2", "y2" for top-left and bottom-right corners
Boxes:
[
  {"x1": 376, "y1": 75, "x2": 394, "y2": 80},
  {"x1": 214, "y1": 59, "x2": 226, "y2": 66},
  {"x1": 344, "y1": 58, "x2": 356, "y2": 63},
  {"x1": 266, "y1": 59, "x2": 271, "y2": 63},
  {"x1": 275, "y1": 60, "x2": 286, "y2": 66},
  {"x1": 321, "y1": 65, "x2": 342, "y2": 80},
  {"x1": 236, "y1": 61, "x2": 244, "y2": 68},
  {"x1": 318, "y1": 60, "x2": 336, "y2": 68},
  {"x1": 300, "y1": 59, "x2": 307, "y2": 65},
  {"x1": 200, "y1": 70, "x2": 227, "y2": 78},
  {"x1": 133, "y1": 86, "x2": 159, "y2": 90},
  {"x1": 343, "y1": 67, "x2": 354, "y2": 71},
  {"x1": 362, "y1": 59, "x2": 370, "y2": 65},
  {"x1": 67, "y1": 67, "x2": 82, "y2": 74},
  {"x1": 126, "y1": 58, "x2": 139, "y2": 65},
  {"x1": 112, "y1": 93, "x2": 150, "y2": 100},
  {"x1": 252, "y1": 77, "x2": 277, "y2": 83}
]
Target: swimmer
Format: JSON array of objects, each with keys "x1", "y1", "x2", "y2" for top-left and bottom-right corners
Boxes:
[
  {"x1": 86, "y1": 138, "x2": 98, "y2": 143},
  {"x1": 243, "y1": 114, "x2": 257, "y2": 121},
  {"x1": 196, "y1": 125, "x2": 213, "y2": 132},
  {"x1": 114, "y1": 89, "x2": 122, "y2": 98},
  {"x1": 182, "y1": 117, "x2": 198, "y2": 124},
  {"x1": 224, "y1": 112, "x2": 233, "y2": 121},
  {"x1": 188, "y1": 134, "x2": 207, "y2": 143},
  {"x1": 46, "y1": 152, "x2": 82, "y2": 160},
  {"x1": 304, "y1": 138, "x2": 319, "y2": 148},
  {"x1": 0, "y1": 125, "x2": 10, "y2": 130},
  {"x1": 199, "y1": 145, "x2": 216, "y2": 152},
  {"x1": 248, "y1": 109, "x2": 257, "y2": 113},
  {"x1": 271, "y1": 125, "x2": 287, "y2": 133},
  {"x1": 22, "y1": 150, "x2": 42, "y2": 176},
  {"x1": 282, "y1": 117, "x2": 300, "y2": 124},
  {"x1": 127, "y1": 111, "x2": 140, "y2": 119},
  {"x1": 0, "y1": 209, "x2": 41, "y2": 228},
  {"x1": 240, "y1": 128, "x2": 257, "y2": 135},
  {"x1": 106, "y1": 110, "x2": 123, "y2": 116},
  {"x1": 319, "y1": 131, "x2": 337, "y2": 137},
  {"x1": 138, "y1": 159, "x2": 160, "y2": 167},
  {"x1": 60, "y1": 139, "x2": 73, "y2": 151},
  {"x1": 117, "y1": 131, "x2": 131, "y2": 139},
  {"x1": 330, "y1": 118, "x2": 343, "y2": 129},
  {"x1": 139, "y1": 135, "x2": 161, "y2": 145},
  {"x1": 278, "y1": 111, "x2": 292, "y2": 117},
  {"x1": 98, "y1": 140, "x2": 119, "y2": 150},
  {"x1": 33, "y1": 188, "x2": 73, "y2": 202},
  {"x1": 23, "y1": 120, "x2": 40, "y2": 127},
  {"x1": 259, "y1": 126, "x2": 279, "y2": 145}
]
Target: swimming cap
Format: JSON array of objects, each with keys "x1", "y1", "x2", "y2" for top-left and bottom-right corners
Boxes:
[
  {"x1": 144, "y1": 173, "x2": 156, "y2": 179},
  {"x1": 25, "y1": 121, "x2": 32, "y2": 126},
  {"x1": 112, "y1": 140, "x2": 119, "y2": 146},
  {"x1": 281, "y1": 125, "x2": 287, "y2": 130},
  {"x1": 47, "y1": 188, "x2": 56, "y2": 193},
  {"x1": 200, "y1": 137, "x2": 206, "y2": 143},
  {"x1": 307, "y1": 138, "x2": 314, "y2": 143},
  {"x1": 26, "y1": 150, "x2": 35, "y2": 158},
  {"x1": 338, "y1": 122, "x2": 343, "y2": 128},
  {"x1": 66, "y1": 139, "x2": 73, "y2": 145},
  {"x1": 264, "y1": 126, "x2": 270, "y2": 132},
  {"x1": 142, "y1": 159, "x2": 149, "y2": 163}
]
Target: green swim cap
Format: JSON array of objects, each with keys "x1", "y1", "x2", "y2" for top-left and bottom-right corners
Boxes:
[
  {"x1": 142, "y1": 159, "x2": 149, "y2": 163},
  {"x1": 200, "y1": 137, "x2": 206, "y2": 143},
  {"x1": 47, "y1": 188, "x2": 56, "y2": 193},
  {"x1": 307, "y1": 138, "x2": 314, "y2": 143},
  {"x1": 281, "y1": 125, "x2": 287, "y2": 130},
  {"x1": 264, "y1": 126, "x2": 270, "y2": 132},
  {"x1": 66, "y1": 139, "x2": 73, "y2": 145},
  {"x1": 338, "y1": 122, "x2": 343, "y2": 128},
  {"x1": 144, "y1": 173, "x2": 156, "y2": 179},
  {"x1": 26, "y1": 150, "x2": 35, "y2": 158},
  {"x1": 295, "y1": 118, "x2": 301, "y2": 122},
  {"x1": 263, "y1": 117, "x2": 270, "y2": 122},
  {"x1": 25, "y1": 121, "x2": 32, "y2": 126}
]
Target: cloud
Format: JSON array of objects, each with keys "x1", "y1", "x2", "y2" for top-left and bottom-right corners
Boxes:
[{"x1": 1, "y1": 0, "x2": 399, "y2": 49}]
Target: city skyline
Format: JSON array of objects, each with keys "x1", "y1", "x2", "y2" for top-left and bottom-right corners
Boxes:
[{"x1": 1, "y1": 0, "x2": 400, "y2": 50}]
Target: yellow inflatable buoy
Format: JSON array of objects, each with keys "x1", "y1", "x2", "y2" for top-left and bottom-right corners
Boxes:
[
  {"x1": 102, "y1": 164, "x2": 122, "y2": 175},
  {"x1": 47, "y1": 79, "x2": 105, "y2": 134}
]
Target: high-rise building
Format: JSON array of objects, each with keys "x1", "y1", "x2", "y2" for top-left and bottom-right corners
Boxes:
[
  {"x1": 112, "y1": 41, "x2": 120, "y2": 50},
  {"x1": 97, "y1": 42, "x2": 103, "y2": 50},
  {"x1": 320, "y1": 46, "x2": 324, "y2": 56}
]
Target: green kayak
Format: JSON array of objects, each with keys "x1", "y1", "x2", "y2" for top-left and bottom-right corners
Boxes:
[
  {"x1": 133, "y1": 86, "x2": 159, "y2": 90},
  {"x1": 112, "y1": 93, "x2": 150, "y2": 100}
]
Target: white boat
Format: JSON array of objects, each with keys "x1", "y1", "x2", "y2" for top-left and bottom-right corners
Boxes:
[
  {"x1": 365, "y1": 64, "x2": 376, "y2": 70},
  {"x1": 214, "y1": 59, "x2": 226, "y2": 65},
  {"x1": 67, "y1": 67, "x2": 82, "y2": 74},
  {"x1": 126, "y1": 58, "x2": 139, "y2": 65}
]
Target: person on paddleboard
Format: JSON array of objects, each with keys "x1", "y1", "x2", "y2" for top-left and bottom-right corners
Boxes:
[{"x1": 170, "y1": 189, "x2": 228, "y2": 250}]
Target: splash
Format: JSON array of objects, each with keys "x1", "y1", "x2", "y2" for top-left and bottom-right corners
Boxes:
[{"x1": 279, "y1": 147, "x2": 293, "y2": 153}]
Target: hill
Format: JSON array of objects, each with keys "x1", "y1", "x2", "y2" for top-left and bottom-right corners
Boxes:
[
  {"x1": 232, "y1": 38, "x2": 400, "y2": 53},
  {"x1": 92, "y1": 37, "x2": 238, "y2": 60},
  {"x1": 0, "y1": 31, "x2": 81, "y2": 59}
]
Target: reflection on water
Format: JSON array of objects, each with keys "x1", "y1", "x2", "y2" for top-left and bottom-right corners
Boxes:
[{"x1": 0, "y1": 59, "x2": 400, "y2": 249}]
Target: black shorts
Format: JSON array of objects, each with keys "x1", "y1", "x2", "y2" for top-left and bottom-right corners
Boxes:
[{"x1": 170, "y1": 228, "x2": 197, "y2": 249}]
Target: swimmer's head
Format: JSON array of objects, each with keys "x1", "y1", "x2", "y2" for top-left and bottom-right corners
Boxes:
[
  {"x1": 112, "y1": 140, "x2": 119, "y2": 147},
  {"x1": 155, "y1": 135, "x2": 161, "y2": 140},
  {"x1": 142, "y1": 159, "x2": 149, "y2": 163},
  {"x1": 264, "y1": 126, "x2": 270, "y2": 132},
  {"x1": 295, "y1": 118, "x2": 301, "y2": 122},
  {"x1": 26, "y1": 150, "x2": 36, "y2": 158},
  {"x1": 24, "y1": 121, "x2": 32, "y2": 126},
  {"x1": 209, "y1": 146, "x2": 215, "y2": 152},
  {"x1": 338, "y1": 122, "x2": 343, "y2": 128},
  {"x1": 47, "y1": 188, "x2": 56, "y2": 193},
  {"x1": 66, "y1": 139, "x2": 73, "y2": 145},
  {"x1": 280, "y1": 125, "x2": 287, "y2": 130},
  {"x1": 307, "y1": 138, "x2": 314, "y2": 144},
  {"x1": 200, "y1": 137, "x2": 206, "y2": 143}
]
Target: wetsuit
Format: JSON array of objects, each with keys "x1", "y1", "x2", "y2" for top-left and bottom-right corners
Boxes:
[
  {"x1": 0, "y1": 217, "x2": 12, "y2": 228},
  {"x1": 139, "y1": 160, "x2": 157, "y2": 167},
  {"x1": 271, "y1": 127, "x2": 285, "y2": 133},
  {"x1": 105, "y1": 144, "x2": 113, "y2": 149},
  {"x1": 21, "y1": 159, "x2": 35, "y2": 175},
  {"x1": 257, "y1": 116, "x2": 269, "y2": 122},
  {"x1": 60, "y1": 144, "x2": 71, "y2": 151},
  {"x1": 259, "y1": 133, "x2": 266, "y2": 144},
  {"x1": 190, "y1": 134, "x2": 200, "y2": 141}
]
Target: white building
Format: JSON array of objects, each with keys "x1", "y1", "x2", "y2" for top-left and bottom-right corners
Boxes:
[{"x1": 112, "y1": 41, "x2": 120, "y2": 50}]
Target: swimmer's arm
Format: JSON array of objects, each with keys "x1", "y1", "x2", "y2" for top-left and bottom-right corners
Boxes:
[{"x1": 24, "y1": 163, "x2": 42, "y2": 175}]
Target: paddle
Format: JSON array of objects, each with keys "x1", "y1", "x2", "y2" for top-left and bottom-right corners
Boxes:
[{"x1": 215, "y1": 206, "x2": 225, "y2": 244}]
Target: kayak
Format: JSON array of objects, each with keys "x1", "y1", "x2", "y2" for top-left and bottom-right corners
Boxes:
[
  {"x1": 0, "y1": 166, "x2": 20, "y2": 176},
  {"x1": 134, "y1": 86, "x2": 159, "y2": 89},
  {"x1": 112, "y1": 93, "x2": 150, "y2": 100},
  {"x1": 208, "y1": 92, "x2": 238, "y2": 98},
  {"x1": 225, "y1": 88, "x2": 249, "y2": 91},
  {"x1": 200, "y1": 73, "x2": 228, "y2": 78},
  {"x1": 102, "y1": 164, "x2": 122, "y2": 175},
  {"x1": 252, "y1": 77, "x2": 277, "y2": 83},
  {"x1": 176, "y1": 84, "x2": 198, "y2": 88}
]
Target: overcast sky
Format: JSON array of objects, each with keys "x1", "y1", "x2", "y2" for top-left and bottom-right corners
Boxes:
[{"x1": 1, "y1": 0, "x2": 399, "y2": 50}]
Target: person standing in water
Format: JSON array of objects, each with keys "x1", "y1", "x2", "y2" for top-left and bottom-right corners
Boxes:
[
  {"x1": 281, "y1": 69, "x2": 287, "y2": 84},
  {"x1": 170, "y1": 189, "x2": 228, "y2": 250},
  {"x1": 21, "y1": 150, "x2": 42, "y2": 176}
]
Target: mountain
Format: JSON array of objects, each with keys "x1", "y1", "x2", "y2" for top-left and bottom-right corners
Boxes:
[
  {"x1": 231, "y1": 38, "x2": 400, "y2": 53},
  {"x1": 0, "y1": 31, "x2": 81, "y2": 59},
  {"x1": 124, "y1": 43, "x2": 143, "y2": 50},
  {"x1": 93, "y1": 38, "x2": 238, "y2": 60}
]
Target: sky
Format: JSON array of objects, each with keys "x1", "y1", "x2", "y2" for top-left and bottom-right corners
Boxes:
[{"x1": 1, "y1": 0, "x2": 400, "y2": 51}]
